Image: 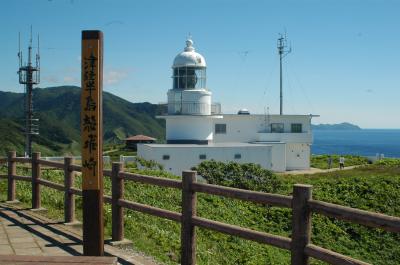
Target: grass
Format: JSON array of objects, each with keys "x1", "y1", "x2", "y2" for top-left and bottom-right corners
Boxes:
[
  {"x1": 0, "y1": 162, "x2": 399, "y2": 264},
  {"x1": 311, "y1": 154, "x2": 369, "y2": 169}
]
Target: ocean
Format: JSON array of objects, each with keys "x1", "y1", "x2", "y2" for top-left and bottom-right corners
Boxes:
[{"x1": 311, "y1": 129, "x2": 400, "y2": 158}]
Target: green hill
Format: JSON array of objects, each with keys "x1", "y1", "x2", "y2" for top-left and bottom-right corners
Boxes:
[
  {"x1": 312, "y1": 122, "x2": 361, "y2": 130},
  {"x1": 0, "y1": 86, "x2": 165, "y2": 156}
]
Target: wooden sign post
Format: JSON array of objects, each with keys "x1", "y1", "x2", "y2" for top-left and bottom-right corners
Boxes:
[{"x1": 81, "y1": 30, "x2": 104, "y2": 256}]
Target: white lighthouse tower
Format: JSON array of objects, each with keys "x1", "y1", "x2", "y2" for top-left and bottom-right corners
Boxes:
[
  {"x1": 163, "y1": 38, "x2": 221, "y2": 144},
  {"x1": 138, "y1": 37, "x2": 316, "y2": 175}
]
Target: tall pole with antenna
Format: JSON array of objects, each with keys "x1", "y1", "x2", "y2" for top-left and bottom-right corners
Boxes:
[
  {"x1": 18, "y1": 27, "x2": 40, "y2": 157},
  {"x1": 277, "y1": 33, "x2": 291, "y2": 115}
]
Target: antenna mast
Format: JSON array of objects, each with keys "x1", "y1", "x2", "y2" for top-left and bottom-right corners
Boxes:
[
  {"x1": 277, "y1": 32, "x2": 291, "y2": 115},
  {"x1": 18, "y1": 27, "x2": 40, "y2": 157}
]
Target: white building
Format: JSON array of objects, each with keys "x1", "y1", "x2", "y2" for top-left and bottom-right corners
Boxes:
[{"x1": 138, "y1": 38, "x2": 316, "y2": 175}]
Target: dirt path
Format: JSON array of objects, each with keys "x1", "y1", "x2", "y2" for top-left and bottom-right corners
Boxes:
[{"x1": 279, "y1": 165, "x2": 364, "y2": 175}]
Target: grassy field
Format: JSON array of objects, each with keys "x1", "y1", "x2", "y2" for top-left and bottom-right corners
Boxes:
[
  {"x1": 0, "y1": 161, "x2": 399, "y2": 265},
  {"x1": 311, "y1": 154, "x2": 369, "y2": 169}
]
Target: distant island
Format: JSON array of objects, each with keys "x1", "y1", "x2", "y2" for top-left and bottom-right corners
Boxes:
[{"x1": 312, "y1": 122, "x2": 361, "y2": 130}]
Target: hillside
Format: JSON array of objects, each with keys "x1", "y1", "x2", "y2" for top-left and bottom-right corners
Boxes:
[
  {"x1": 0, "y1": 86, "x2": 165, "y2": 156},
  {"x1": 312, "y1": 122, "x2": 361, "y2": 130}
]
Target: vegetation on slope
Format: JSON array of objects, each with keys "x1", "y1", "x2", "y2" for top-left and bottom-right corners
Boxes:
[
  {"x1": 0, "y1": 160, "x2": 399, "y2": 265},
  {"x1": 0, "y1": 86, "x2": 166, "y2": 156}
]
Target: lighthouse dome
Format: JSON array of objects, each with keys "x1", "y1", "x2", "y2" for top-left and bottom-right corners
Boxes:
[{"x1": 173, "y1": 38, "x2": 206, "y2": 68}]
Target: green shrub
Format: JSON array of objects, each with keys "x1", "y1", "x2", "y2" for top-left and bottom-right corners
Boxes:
[
  {"x1": 375, "y1": 158, "x2": 400, "y2": 166},
  {"x1": 193, "y1": 160, "x2": 281, "y2": 193}
]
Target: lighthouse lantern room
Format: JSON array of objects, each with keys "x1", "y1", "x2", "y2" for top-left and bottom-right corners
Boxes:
[{"x1": 168, "y1": 38, "x2": 211, "y2": 115}]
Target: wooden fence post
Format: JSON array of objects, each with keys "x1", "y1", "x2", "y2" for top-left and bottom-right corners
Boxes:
[
  {"x1": 181, "y1": 170, "x2": 197, "y2": 265},
  {"x1": 31, "y1": 152, "x2": 41, "y2": 209},
  {"x1": 111, "y1": 162, "x2": 124, "y2": 242},
  {"x1": 64, "y1": 157, "x2": 75, "y2": 223},
  {"x1": 291, "y1": 184, "x2": 312, "y2": 265},
  {"x1": 7, "y1": 151, "x2": 16, "y2": 202}
]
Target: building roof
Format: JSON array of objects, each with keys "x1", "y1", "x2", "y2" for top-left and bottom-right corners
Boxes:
[
  {"x1": 173, "y1": 38, "x2": 206, "y2": 68},
  {"x1": 125, "y1": 135, "x2": 156, "y2": 141},
  {"x1": 142, "y1": 142, "x2": 284, "y2": 148}
]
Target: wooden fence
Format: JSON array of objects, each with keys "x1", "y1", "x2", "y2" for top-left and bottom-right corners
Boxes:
[{"x1": 0, "y1": 151, "x2": 399, "y2": 265}]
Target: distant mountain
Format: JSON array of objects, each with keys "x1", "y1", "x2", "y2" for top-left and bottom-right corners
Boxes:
[
  {"x1": 312, "y1": 122, "x2": 361, "y2": 130},
  {"x1": 0, "y1": 86, "x2": 165, "y2": 156}
]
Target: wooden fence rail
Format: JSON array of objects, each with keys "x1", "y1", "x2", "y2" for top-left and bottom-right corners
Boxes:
[{"x1": 0, "y1": 151, "x2": 400, "y2": 265}]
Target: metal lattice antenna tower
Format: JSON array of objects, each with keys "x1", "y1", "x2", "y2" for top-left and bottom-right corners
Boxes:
[
  {"x1": 277, "y1": 32, "x2": 291, "y2": 115},
  {"x1": 18, "y1": 27, "x2": 40, "y2": 157}
]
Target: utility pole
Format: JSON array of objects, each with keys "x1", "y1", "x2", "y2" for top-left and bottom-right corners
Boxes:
[
  {"x1": 277, "y1": 33, "x2": 291, "y2": 115},
  {"x1": 18, "y1": 27, "x2": 40, "y2": 157}
]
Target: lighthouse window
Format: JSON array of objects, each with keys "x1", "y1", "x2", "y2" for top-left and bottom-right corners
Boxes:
[
  {"x1": 271, "y1": 123, "x2": 284, "y2": 133},
  {"x1": 291, "y1": 123, "x2": 302, "y2": 133},
  {"x1": 199, "y1": 154, "x2": 207, "y2": 160},
  {"x1": 173, "y1": 67, "x2": 206, "y2": 89},
  {"x1": 186, "y1": 68, "x2": 197, "y2": 88},
  {"x1": 215, "y1": 124, "x2": 226, "y2": 134},
  {"x1": 162, "y1": 155, "x2": 170, "y2": 160}
]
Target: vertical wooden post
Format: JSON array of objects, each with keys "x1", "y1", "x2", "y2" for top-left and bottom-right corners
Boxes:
[
  {"x1": 7, "y1": 151, "x2": 16, "y2": 202},
  {"x1": 31, "y1": 152, "x2": 41, "y2": 209},
  {"x1": 64, "y1": 157, "x2": 75, "y2": 223},
  {"x1": 81, "y1": 30, "x2": 104, "y2": 256},
  {"x1": 111, "y1": 162, "x2": 124, "y2": 242},
  {"x1": 291, "y1": 184, "x2": 312, "y2": 265},
  {"x1": 181, "y1": 170, "x2": 197, "y2": 265}
]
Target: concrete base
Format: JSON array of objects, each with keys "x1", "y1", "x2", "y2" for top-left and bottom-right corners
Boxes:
[
  {"x1": 64, "y1": 221, "x2": 82, "y2": 227},
  {"x1": 30, "y1": 207, "x2": 47, "y2": 213},
  {"x1": 108, "y1": 239, "x2": 133, "y2": 247},
  {"x1": 5, "y1": 200, "x2": 20, "y2": 204}
]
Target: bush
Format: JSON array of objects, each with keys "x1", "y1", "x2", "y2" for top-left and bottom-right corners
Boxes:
[
  {"x1": 375, "y1": 158, "x2": 400, "y2": 166},
  {"x1": 134, "y1": 157, "x2": 164, "y2": 171},
  {"x1": 193, "y1": 160, "x2": 281, "y2": 193}
]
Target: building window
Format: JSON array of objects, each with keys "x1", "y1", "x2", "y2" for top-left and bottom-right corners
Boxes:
[
  {"x1": 162, "y1": 155, "x2": 170, "y2": 160},
  {"x1": 271, "y1": 123, "x2": 284, "y2": 133},
  {"x1": 234, "y1": 154, "x2": 241, "y2": 159},
  {"x1": 291, "y1": 123, "x2": 302, "y2": 133},
  {"x1": 199, "y1": 154, "x2": 206, "y2": 160},
  {"x1": 215, "y1": 124, "x2": 227, "y2": 134}
]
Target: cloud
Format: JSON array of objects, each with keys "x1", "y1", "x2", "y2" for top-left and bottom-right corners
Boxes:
[
  {"x1": 63, "y1": 76, "x2": 79, "y2": 83},
  {"x1": 42, "y1": 75, "x2": 59, "y2": 84},
  {"x1": 104, "y1": 69, "x2": 129, "y2": 85}
]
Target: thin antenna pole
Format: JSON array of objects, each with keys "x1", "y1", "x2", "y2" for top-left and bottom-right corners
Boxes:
[
  {"x1": 37, "y1": 34, "x2": 40, "y2": 82},
  {"x1": 30, "y1": 25, "x2": 32, "y2": 46},
  {"x1": 28, "y1": 27, "x2": 32, "y2": 67},
  {"x1": 279, "y1": 37, "x2": 283, "y2": 115},
  {"x1": 277, "y1": 33, "x2": 291, "y2": 115},
  {"x1": 18, "y1": 32, "x2": 22, "y2": 68}
]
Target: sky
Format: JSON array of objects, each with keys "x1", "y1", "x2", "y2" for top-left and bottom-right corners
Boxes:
[{"x1": 0, "y1": 0, "x2": 399, "y2": 128}]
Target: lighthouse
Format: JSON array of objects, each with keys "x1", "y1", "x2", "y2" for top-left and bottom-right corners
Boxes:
[
  {"x1": 163, "y1": 38, "x2": 222, "y2": 144},
  {"x1": 138, "y1": 37, "x2": 316, "y2": 175}
]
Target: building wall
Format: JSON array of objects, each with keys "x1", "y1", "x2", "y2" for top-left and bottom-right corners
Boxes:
[
  {"x1": 166, "y1": 116, "x2": 214, "y2": 141},
  {"x1": 138, "y1": 144, "x2": 274, "y2": 176},
  {"x1": 155, "y1": 114, "x2": 312, "y2": 173},
  {"x1": 268, "y1": 143, "x2": 286, "y2": 172},
  {"x1": 286, "y1": 143, "x2": 311, "y2": 170},
  {"x1": 213, "y1": 115, "x2": 312, "y2": 143}
]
